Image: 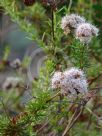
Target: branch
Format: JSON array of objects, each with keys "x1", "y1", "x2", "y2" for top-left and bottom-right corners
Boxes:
[
  {"x1": 88, "y1": 73, "x2": 102, "y2": 86},
  {"x1": 62, "y1": 104, "x2": 83, "y2": 136},
  {"x1": 46, "y1": 91, "x2": 60, "y2": 103},
  {"x1": 68, "y1": 0, "x2": 72, "y2": 13}
]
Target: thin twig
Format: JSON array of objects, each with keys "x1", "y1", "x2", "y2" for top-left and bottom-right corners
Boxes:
[
  {"x1": 90, "y1": 86, "x2": 102, "y2": 91},
  {"x1": 51, "y1": 9, "x2": 55, "y2": 40},
  {"x1": 62, "y1": 104, "x2": 82, "y2": 136},
  {"x1": 62, "y1": 96, "x2": 91, "y2": 136},
  {"x1": 66, "y1": 106, "x2": 84, "y2": 132},
  {"x1": 88, "y1": 73, "x2": 102, "y2": 86},
  {"x1": 87, "y1": 102, "x2": 96, "y2": 130},
  {"x1": 68, "y1": 0, "x2": 72, "y2": 13},
  {"x1": 36, "y1": 122, "x2": 48, "y2": 134},
  {"x1": 91, "y1": 51, "x2": 102, "y2": 63},
  {"x1": 46, "y1": 91, "x2": 60, "y2": 103},
  {"x1": 85, "y1": 106, "x2": 99, "y2": 120}
]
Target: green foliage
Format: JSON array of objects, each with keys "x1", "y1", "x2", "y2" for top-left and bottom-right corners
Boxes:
[
  {"x1": 70, "y1": 39, "x2": 89, "y2": 69},
  {"x1": 0, "y1": 0, "x2": 102, "y2": 136},
  {"x1": 72, "y1": 123, "x2": 102, "y2": 136},
  {"x1": 3, "y1": 46, "x2": 10, "y2": 61}
]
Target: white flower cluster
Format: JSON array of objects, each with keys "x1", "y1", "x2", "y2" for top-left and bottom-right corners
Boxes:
[
  {"x1": 51, "y1": 71, "x2": 63, "y2": 89},
  {"x1": 75, "y1": 23, "x2": 99, "y2": 44},
  {"x1": 61, "y1": 14, "x2": 99, "y2": 44},
  {"x1": 61, "y1": 14, "x2": 85, "y2": 35},
  {"x1": 10, "y1": 58, "x2": 21, "y2": 69},
  {"x1": 2, "y1": 77, "x2": 23, "y2": 90},
  {"x1": 51, "y1": 68, "x2": 88, "y2": 96}
]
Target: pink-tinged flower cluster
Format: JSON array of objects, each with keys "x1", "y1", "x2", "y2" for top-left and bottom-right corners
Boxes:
[
  {"x1": 2, "y1": 77, "x2": 23, "y2": 90},
  {"x1": 75, "y1": 23, "x2": 99, "y2": 44},
  {"x1": 10, "y1": 58, "x2": 21, "y2": 69},
  {"x1": 61, "y1": 14, "x2": 85, "y2": 35},
  {"x1": 51, "y1": 71, "x2": 63, "y2": 89},
  {"x1": 61, "y1": 14, "x2": 99, "y2": 44},
  {"x1": 51, "y1": 68, "x2": 88, "y2": 96}
]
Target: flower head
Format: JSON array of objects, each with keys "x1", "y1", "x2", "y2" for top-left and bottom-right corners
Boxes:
[
  {"x1": 64, "y1": 67, "x2": 85, "y2": 80},
  {"x1": 75, "y1": 23, "x2": 99, "y2": 44},
  {"x1": 61, "y1": 14, "x2": 85, "y2": 35},
  {"x1": 61, "y1": 68, "x2": 88, "y2": 95},
  {"x1": 10, "y1": 58, "x2": 21, "y2": 69},
  {"x1": 2, "y1": 77, "x2": 23, "y2": 90},
  {"x1": 51, "y1": 71, "x2": 63, "y2": 89},
  {"x1": 51, "y1": 68, "x2": 88, "y2": 96}
]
